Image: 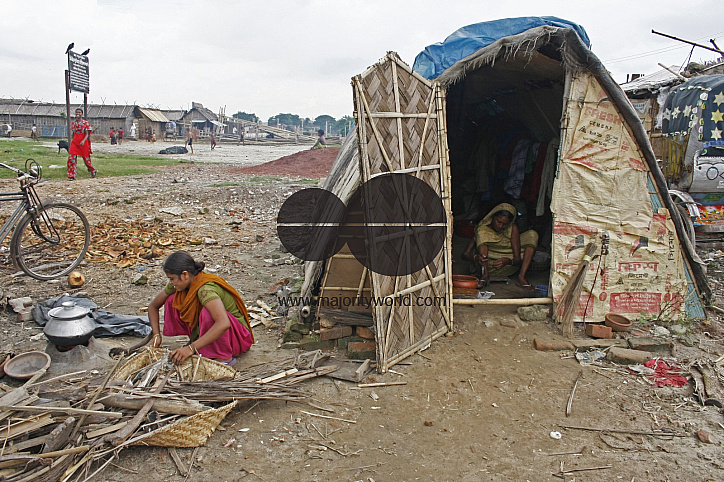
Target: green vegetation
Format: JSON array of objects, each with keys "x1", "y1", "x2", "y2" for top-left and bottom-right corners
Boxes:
[
  {"x1": 265, "y1": 113, "x2": 355, "y2": 137},
  {"x1": 0, "y1": 140, "x2": 178, "y2": 180},
  {"x1": 232, "y1": 111, "x2": 259, "y2": 122}
]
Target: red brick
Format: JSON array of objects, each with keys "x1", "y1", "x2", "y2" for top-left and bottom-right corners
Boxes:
[
  {"x1": 17, "y1": 308, "x2": 34, "y2": 322},
  {"x1": 319, "y1": 325, "x2": 353, "y2": 341},
  {"x1": 534, "y1": 338, "x2": 575, "y2": 351},
  {"x1": 585, "y1": 324, "x2": 613, "y2": 339},
  {"x1": 356, "y1": 326, "x2": 375, "y2": 339},
  {"x1": 347, "y1": 341, "x2": 376, "y2": 354}
]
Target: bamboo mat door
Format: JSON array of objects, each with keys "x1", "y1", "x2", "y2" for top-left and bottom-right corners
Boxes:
[{"x1": 352, "y1": 52, "x2": 453, "y2": 372}]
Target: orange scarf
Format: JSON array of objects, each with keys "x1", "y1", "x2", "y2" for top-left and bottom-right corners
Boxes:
[{"x1": 171, "y1": 272, "x2": 254, "y2": 342}]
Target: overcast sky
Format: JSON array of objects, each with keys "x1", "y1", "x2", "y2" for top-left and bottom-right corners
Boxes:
[{"x1": 1, "y1": 0, "x2": 721, "y2": 122}]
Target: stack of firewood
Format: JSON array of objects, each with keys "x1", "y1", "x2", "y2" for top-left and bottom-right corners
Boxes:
[{"x1": 0, "y1": 350, "x2": 336, "y2": 481}]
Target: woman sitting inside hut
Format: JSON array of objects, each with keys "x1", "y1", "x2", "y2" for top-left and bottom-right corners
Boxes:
[
  {"x1": 463, "y1": 203, "x2": 538, "y2": 291},
  {"x1": 148, "y1": 251, "x2": 254, "y2": 365}
]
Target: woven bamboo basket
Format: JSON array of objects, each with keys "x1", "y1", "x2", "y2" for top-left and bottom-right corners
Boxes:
[
  {"x1": 131, "y1": 400, "x2": 238, "y2": 447},
  {"x1": 112, "y1": 348, "x2": 237, "y2": 447},
  {"x1": 113, "y1": 347, "x2": 236, "y2": 382}
]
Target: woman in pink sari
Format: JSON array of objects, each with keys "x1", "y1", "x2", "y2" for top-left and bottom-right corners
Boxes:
[{"x1": 148, "y1": 251, "x2": 254, "y2": 365}]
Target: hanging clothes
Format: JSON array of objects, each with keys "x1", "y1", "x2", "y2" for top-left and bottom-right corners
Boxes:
[
  {"x1": 536, "y1": 138, "x2": 559, "y2": 216},
  {"x1": 504, "y1": 139, "x2": 530, "y2": 199}
]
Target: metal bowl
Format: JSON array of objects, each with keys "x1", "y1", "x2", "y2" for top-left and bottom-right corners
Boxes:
[{"x1": 3, "y1": 351, "x2": 51, "y2": 380}]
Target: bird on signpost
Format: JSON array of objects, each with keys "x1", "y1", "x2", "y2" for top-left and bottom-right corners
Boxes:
[
  {"x1": 81, "y1": 48, "x2": 90, "y2": 56},
  {"x1": 65, "y1": 42, "x2": 74, "y2": 54}
]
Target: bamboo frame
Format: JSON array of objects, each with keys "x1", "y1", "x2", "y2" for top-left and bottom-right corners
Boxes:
[
  {"x1": 353, "y1": 52, "x2": 453, "y2": 372},
  {"x1": 453, "y1": 297, "x2": 553, "y2": 306}
]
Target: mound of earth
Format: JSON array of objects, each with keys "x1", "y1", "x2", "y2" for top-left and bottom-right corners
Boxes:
[{"x1": 232, "y1": 146, "x2": 339, "y2": 178}]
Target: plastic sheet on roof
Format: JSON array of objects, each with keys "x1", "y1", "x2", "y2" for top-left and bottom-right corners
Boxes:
[{"x1": 412, "y1": 16, "x2": 590, "y2": 80}]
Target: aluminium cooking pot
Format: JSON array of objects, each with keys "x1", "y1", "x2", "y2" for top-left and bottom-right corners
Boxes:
[{"x1": 44, "y1": 301, "x2": 96, "y2": 347}]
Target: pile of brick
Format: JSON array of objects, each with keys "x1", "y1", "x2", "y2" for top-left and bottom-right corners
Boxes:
[{"x1": 283, "y1": 309, "x2": 376, "y2": 359}]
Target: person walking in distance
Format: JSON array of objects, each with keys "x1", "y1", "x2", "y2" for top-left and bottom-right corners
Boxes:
[
  {"x1": 185, "y1": 128, "x2": 194, "y2": 154},
  {"x1": 67, "y1": 108, "x2": 97, "y2": 180}
]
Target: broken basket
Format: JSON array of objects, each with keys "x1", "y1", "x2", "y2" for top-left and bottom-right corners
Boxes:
[{"x1": 113, "y1": 348, "x2": 237, "y2": 447}]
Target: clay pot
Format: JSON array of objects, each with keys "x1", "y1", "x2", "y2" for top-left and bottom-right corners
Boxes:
[
  {"x1": 68, "y1": 271, "x2": 85, "y2": 287},
  {"x1": 604, "y1": 313, "x2": 633, "y2": 332},
  {"x1": 452, "y1": 275, "x2": 479, "y2": 289}
]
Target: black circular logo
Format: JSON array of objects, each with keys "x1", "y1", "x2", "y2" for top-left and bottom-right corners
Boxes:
[{"x1": 277, "y1": 174, "x2": 445, "y2": 276}]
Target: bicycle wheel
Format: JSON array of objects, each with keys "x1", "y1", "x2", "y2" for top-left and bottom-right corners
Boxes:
[{"x1": 10, "y1": 202, "x2": 90, "y2": 280}]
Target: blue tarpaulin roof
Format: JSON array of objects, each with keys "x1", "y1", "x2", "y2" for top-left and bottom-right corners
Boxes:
[{"x1": 412, "y1": 16, "x2": 591, "y2": 80}]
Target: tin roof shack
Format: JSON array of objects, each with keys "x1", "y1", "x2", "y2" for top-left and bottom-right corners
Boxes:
[
  {"x1": 298, "y1": 17, "x2": 709, "y2": 373},
  {"x1": 135, "y1": 107, "x2": 170, "y2": 141},
  {"x1": 85, "y1": 104, "x2": 136, "y2": 140},
  {"x1": 180, "y1": 102, "x2": 219, "y2": 138},
  {"x1": 0, "y1": 99, "x2": 136, "y2": 139},
  {"x1": 621, "y1": 67, "x2": 684, "y2": 157}
]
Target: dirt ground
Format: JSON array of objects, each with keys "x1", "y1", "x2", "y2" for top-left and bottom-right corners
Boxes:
[{"x1": 1, "y1": 141, "x2": 724, "y2": 481}]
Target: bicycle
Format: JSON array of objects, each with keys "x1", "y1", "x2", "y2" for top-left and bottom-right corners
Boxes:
[{"x1": 0, "y1": 159, "x2": 90, "y2": 280}]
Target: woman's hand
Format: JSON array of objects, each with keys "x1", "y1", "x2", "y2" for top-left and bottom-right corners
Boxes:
[
  {"x1": 170, "y1": 344, "x2": 195, "y2": 365},
  {"x1": 151, "y1": 333, "x2": 162, "y2": 348},
  {"x1": 80, "y1": 140, "x2": 85, "y2": 145},
  {"x1": 491, "y1": 257, "x2": 512, "y2": 270}
]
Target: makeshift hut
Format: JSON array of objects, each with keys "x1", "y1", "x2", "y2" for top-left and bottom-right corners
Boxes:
[
  {"x1": 180, "y1": 102, "x2": 220, "y2": 137},
  {"x1": 621, "y1": 66, "x2": 684, "y2": 156},
  {"x1": 298, "y1": 17, "x2": 709, "y2": 372},
  {"x1": 135, "y1": 107, "x2": 170, "y2": 140},
  {"x1": 0, "y1": 99, "x2": 136, "y2": 138}
]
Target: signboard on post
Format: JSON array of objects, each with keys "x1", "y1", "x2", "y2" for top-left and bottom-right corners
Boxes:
[{"x1": 68, "y1": 51, "x2": 89, "y2": 93}]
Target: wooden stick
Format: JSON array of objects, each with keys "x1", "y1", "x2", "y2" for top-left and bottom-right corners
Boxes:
[
  {"x1": 185, "y1": 447, "x2": 199, "y2": 482},
  {"x1": 258, "y1": 369, "x2": 298, "y2": 384},
  {"x1": 106, "y1": 371, "x2": 172, "y2": 447},
  {"x1": 357, "y1": 381, "x2": 407, "y2": 388},
  {"x1": 0, "y1": 405, "x2": 122, "y2": 418},
  {"x1": 25, "y1": 370, "x2": 87, "y2": 387},
  {"x1": 566, "y1": 370, "x2": 583, "y2": 417},
  {"x1": 559, "y1": 424, "x2": 684, "y2": 437},
  {"x1": 559, "y1": 465, "x2": 612, "y2": 475},
  {"x1": 169, "y1": 447, "x2": 187, "y2": 477},
  {"x1": 307, "y1": 402, "x2": 335, "y2": 413},
  {"x1": 72, "y1": 355, "x2": 125, "y2": 439},
  {"x1": 85, "y1": 421, "x2": 128, "y2": 439},
  {"x1": 101, "y1": 393, "x2": 209, "y2": 415},
  {"x1": 301, "y1": 410, "x2": 356, "y2": 424},
  {"x1": 0, "y1": 445, "x2": 89, "y2": 468},
  {"x1": 1, "y1": 435, "x2": 48, "y2": 454},
  {"x1": 453, "y1": 297, "x2": 552, "y2": 305}
]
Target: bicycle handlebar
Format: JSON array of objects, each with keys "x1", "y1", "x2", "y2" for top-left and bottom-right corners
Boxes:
[{"x1": 0, "y1": 160, "x2": 41, "y2": 183}]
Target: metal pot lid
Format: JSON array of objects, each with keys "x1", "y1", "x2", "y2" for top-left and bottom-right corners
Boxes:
[{"x1": 48, "y1": 301, "x2": 91, "y2": 320}]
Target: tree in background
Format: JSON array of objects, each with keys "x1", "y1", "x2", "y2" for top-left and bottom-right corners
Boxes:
[
  {"x1": 268, "y1": 113, "x2": 302, "y2": 129},
  {"x1": 232, "y1": 111, "x2": 258, "y2": 123},
  {"x1": 334, "y1": 115, "x2": 354, "y2": 136},
  {"x1": 313, "y1": 115, "x2": 336, "y2": 133}
]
